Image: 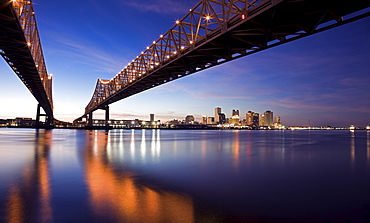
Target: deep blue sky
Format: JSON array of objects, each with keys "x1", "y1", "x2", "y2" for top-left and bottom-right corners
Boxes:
[{"x1": 0, "y1": 0, "x2": 369, "y2": 126}]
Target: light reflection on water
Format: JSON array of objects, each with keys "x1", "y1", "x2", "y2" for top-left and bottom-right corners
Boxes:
[{"x1": 1, "y1": 129, "x2": 370, "y2": 222}]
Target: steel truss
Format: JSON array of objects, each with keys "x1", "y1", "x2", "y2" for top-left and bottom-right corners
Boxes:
[
  {"x1": 84, "y1": 0, "x2": 370, "y2": 115},
  {"x1": 0, "y1": 0, "x2": 53, "y2": 123}
]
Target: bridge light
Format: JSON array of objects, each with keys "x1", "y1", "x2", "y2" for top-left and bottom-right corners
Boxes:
[
  {"x1": 146, "y1": 46, "x2": 149, "y2": 49},
  {"x1": 153, "y1": 41, "x2": 156, "y2": 44},
  {"x1": 176, "y1": 20, "x2": 180, "y2": 24},
  {"x1": 241, "y1": 14, "x2": 246, "y2": 20},
  {"x1": 205, "y1": 15, "x2": 211, "y2": 21},
  {"x1": 181, "y1": 46, "x2": 185, "y2": 50},
  {"x1": 160, "y1": 35, "x2": 163, "y2": 38},
  {"x1": 190, "y1": 40, "x2": 193, "y2": 44},
  {"x1": 27, "y1": 42, "x2": 31, "y2": 47}
]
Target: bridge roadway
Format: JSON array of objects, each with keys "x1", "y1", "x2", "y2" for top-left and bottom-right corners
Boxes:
[
  {"x1": 0, "y1": 0, "x2": 53, "y2": 126},
  {"x1": 78, "y1": 0, "x2": 370, "y2": 126}
]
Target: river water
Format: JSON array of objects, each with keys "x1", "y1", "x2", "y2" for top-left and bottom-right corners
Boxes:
[{"x1": 0, "y1": 128, "x2": 370, "y2": 222}]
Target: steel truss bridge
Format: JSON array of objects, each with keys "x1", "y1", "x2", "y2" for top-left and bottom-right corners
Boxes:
[
  {"x1": 0, "y1": 0, "x2": 53, "y2": 126},
  {"x1": 77, "y1": 0, "x2": 370, "y2": 126}
]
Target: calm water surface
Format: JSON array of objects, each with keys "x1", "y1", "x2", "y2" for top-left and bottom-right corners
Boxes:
[{"x1": 0, "y1": 128, "x2": 370, "y2": 222}]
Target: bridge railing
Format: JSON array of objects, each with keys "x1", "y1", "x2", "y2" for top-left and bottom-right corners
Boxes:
[
  {"x1": 12, "y1": 0, "x2": 53, "y2": 108},
  {"x1": 86, "y1": 0, "x2": 269, "y2": 113}
]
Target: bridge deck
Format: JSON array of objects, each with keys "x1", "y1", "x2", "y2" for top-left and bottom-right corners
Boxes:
[
  {"x1": 0, "y1": 0, "x2": 53, "y2": 119},
  {"x1": 84, "y1": 0, "x2": 370, "y2": 117}
]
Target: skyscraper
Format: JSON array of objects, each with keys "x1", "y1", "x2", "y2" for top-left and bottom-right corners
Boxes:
[
  {"x1": 259, "y1": 114, "x2": 265, "y2": 126},
  {"x1": 246, "y1": 111, "x2": 253, "y2": 125},
  {"x1": 252, "y1": 112, "x2": 259, "y2": 127},
  {"x1": 215, "y1": 107, "x2": 221, "y2": 123},
  {"x1": 219, "y1": 113, "x2": 226, "y2": 124},
  {"x1": 264, "y1": 110, "x2": 273, "y2": 127}
]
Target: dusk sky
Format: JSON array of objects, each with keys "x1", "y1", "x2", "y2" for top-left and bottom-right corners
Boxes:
[{"x1": 0, "y1": 0, "x2": 369, "y2": 127}]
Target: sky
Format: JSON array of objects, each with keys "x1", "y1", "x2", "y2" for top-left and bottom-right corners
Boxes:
[{"x1": 0, "y1": 0, "x2": 369, "y2": 127}]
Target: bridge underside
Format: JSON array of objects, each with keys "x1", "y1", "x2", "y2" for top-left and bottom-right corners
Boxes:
[
  {"x1": 81, "y1": 0, "x2": 370, "y2": 120},
  {"x1": 0, "y1": 0, "x2": 53, "y2": 123}
]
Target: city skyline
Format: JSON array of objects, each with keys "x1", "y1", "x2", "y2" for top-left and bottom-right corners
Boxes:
[{"x1": 0, "y1": 1, "x2": 369, "y2": 127}]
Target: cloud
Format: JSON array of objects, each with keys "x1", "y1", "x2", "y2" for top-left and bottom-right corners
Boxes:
[
  {"x1": 48, "y1": 32, "x2": 128, "y2": 75},
  {"x1": 122, "y1": 0, "x2": 198, "y2": 15}
]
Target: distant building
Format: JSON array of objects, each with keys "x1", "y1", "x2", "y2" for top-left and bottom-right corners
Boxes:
[
  {"x1": 185, "y1": 115, "x2": 195, "y2": 124},
  {"x1": 202, "y1": 115, "x2": 207, "y2": 124},
  {"x1": 150, "y1": 114, "x2": 155, "y2": 122},
  {"x1": 207, "y1": 117, "x2": 215, "y2": 124},
  {"x1": 230, "y1": 109, "x2": 240, "y2": 125},
  {"x1": 252, "y1": 112, "x2": 259, "y2": 127},
  {"x1": 274, "y1": 116, "x2": 280, "y2": 124},
  {"x1": 246, "y1": 111, "x2": 253, "y2": 125},
  {"x1": 274, "y1": 116, "x2": 282, "y2": 129},
  {"x1": 218, "y1": 113, "x2": 226, "y2": 124},
  {"x1": 215, "y1": 107, "x2": 221, "y2": 124},
  {"x1": 259, "y1": 114, "x2": 265, "y2": 126},
  {"x1": 165, "y1": 119, "x2": 181, "y2": 128},
  {"x1": 264, "y1": 110, "x2": 273, "y2": 127}
]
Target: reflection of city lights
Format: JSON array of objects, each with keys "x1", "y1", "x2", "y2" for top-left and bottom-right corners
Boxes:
[{"x1": 141, "y1": 129, "x2": 146, "y2": 159}]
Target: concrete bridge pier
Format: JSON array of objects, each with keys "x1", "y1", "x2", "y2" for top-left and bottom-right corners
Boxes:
[
  {"x1": 36, "y1": 104, "x2": 53, "y2": 129},
  {"x1": 104, "y1": 105, "x2": 109, "y2": 129},
  {"x1": 86, "y1": 105, "x2": 110, "y2": 129}
]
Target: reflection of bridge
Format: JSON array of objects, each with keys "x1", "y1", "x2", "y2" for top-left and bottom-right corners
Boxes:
[
  {"x1": 0, "y1": 0, "x2": 53, "y2": 126},
  {"x1": 76, "y1": 0, "x2": 370, "y2": 126}
]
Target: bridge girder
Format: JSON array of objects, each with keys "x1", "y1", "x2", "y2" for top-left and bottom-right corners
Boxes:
[
  {"x1": 0, "y1": 0, "x2": 53, "y2": 123},
  {"x1": 82, "y1": 0, "x2": 370, "y2": 119}
]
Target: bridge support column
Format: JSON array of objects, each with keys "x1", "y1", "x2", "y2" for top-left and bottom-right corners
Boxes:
[
  {"x1": 104, "y1": 106, "x2": 110, "y2": 129},
  {"x1": 87, "y1": 112, "x2": 93, "y2": 127},
  {"x1": 36, "y1": 104, "x2": 53, "y2": 129},
  {"x1": 36, "y1": 104, "x2": 41, "y2": 127}
]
